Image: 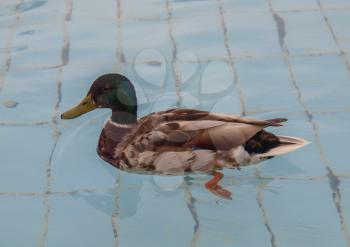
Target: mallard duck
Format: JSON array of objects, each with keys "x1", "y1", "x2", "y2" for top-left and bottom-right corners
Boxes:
[{"x1": 61, "y1": 73, "x2": 309, "y2": 199}]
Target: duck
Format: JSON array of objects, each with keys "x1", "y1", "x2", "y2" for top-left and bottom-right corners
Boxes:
[{"x1": 61, "y1": 73, "x2": 309, "y2": 199}]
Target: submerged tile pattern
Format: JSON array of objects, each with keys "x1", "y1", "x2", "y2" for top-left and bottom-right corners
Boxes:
[{"x1": 1, "y1": 0, "x2": 350, "y2": 246}]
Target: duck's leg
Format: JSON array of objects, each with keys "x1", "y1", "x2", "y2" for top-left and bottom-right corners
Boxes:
[{"x1": 205, "y1": 172, "x2": 232, "y2": 200}]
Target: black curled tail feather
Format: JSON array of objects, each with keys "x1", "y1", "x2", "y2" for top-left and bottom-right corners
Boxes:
[{"x1": 244, "y1": 130, "x2": 281, "y2": 154}]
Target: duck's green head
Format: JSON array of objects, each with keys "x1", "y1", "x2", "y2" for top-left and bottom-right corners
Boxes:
[{"x1": 61, "y1": 73, "x2": 138, "y2": 124}]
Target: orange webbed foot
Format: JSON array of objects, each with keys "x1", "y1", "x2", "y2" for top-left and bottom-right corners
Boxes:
[{"x1": 205, "y1": 172, "x2": 232, "y2": 200}]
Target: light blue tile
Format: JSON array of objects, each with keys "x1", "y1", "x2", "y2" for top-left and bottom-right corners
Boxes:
[
  {"x1": 118, "y1": 180, "x2": 195, "y2": 247},
  {"x1": 0, "y1": 196, "x2": 44, "y2": 247},
  {"x1": 122, "y1": 19, "x2": 173, "y2": 64},
  {"x1": 222, "y1": 0, "x2": 269, "y2": 12},
  {"x1": 236, "y1": 56, "x2": 303, "y2": 113},
  {"x1": 0, "y1": 68, "x2": 57, "y2": 122},
  {"x1": 68, "y1": 20, "x2": 118, "y2": 67},
  {"x1": 10, "y1": 1, "x2": 66, "y2": 70},
  {"x1": 326, "y1": 10, "x2": 350, "y2": 52},
  {"x1": 11, "y1": 23, "x2": 64, "y2": 69},
  {"x1": 47, "y1": 194, "x2": 115, "y2": 247},
  {"x1": 264, "y1": 179, "x2": 347, "y2": 247},
  {"x1": 321, "y1": 0, "x2": 350, "y2": 8},
  {"x1": 130, "y1": 48, "x2": 168, "y2": 92},
  {"x1": 339, "y1": 178, "x2": 350, "y2": 233},
  {"x1": 52, "y1": 114, "x2": 117, "y2": 191},
  {"x1": 187, "y1": 180, "x2": 272, "y2": 247},
  {"x1": 123, "y1": 0, "x2": 168, "y2": 19},
  {"x1": 313, "y1": 113, "x2": 350, "y2": 174},
  {"x1": 225, "y1": 12, "x2": 281, "y2": 57},
  {"x1": 72, "y1": 0, "x2": 117, "y2": 20},
  {"x1": 271, "y1": 0, "x2": 318, "y2": 10},
  {"x1": 171, "y1": 0, "x2": 218, "y2": 18},
  {"x1": 0, "y1": 125, "x2": 51, "y2": 192},
  {"x1": 198, "y1": 60, "x2": 235, "y2": 102},
  {"x1": 282, "y1": 11, "x2": 338, "y2": 55},
  {"x1": 290, "y1": 55, "x2": 350, "y2": 112},
  {"x1": 171, "y1": 13, "x2": 227, "y2": 60}
]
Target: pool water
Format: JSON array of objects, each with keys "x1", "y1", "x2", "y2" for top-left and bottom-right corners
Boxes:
[{"x1": 1, "y1": 0, "x2": 350, "y2": 246}]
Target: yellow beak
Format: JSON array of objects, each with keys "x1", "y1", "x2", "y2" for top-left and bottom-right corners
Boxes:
[{"x1": 61, "y1": 94, "x2": 97, "y2": 119}]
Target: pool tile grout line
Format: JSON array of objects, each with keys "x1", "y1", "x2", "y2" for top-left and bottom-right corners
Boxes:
[
  {"x1": 256, "y1": 174, "x2": 277, "y2": 247},
  {"x1": 39, "y1": 0, "x2": 73, "y2": 246},
  {"x1": 216, "y1": 0, "x2": 247, "y2": 116},
  {"x1": 183, "y1": 181, "x2": 200, "y2": 247},
  {"x1": 0, "y1": 0, "x2": 23, "y2": 92},
  {"x1": 316, "y1": 0, "x2": 350, "y2": 76},
  {"x1": 0, "y1": 121, "x2": 49, "y2": 126},
  {"x1": 166, "y1": 0, "x2": 183, "y2": 107},
  {"x1": 115, "y1": 0, "x2": 126, "y2": 66},
  {"x1": 16, "y1": 6, "x2": 350, "y2": 22},
  {"x1": 268, "y1": 1, "x2": 350, "y2": 245},
  {"x1": 111, "y1": 174, "x2": 121, "y2": 247},
  {"x1": 7, "y1": 50, "x2": 350, "y2": 73},
  {"x1": 3, "y1": 173, "x2": 350, "y2": 197}
]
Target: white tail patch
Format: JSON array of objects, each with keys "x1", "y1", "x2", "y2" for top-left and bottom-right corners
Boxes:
[
  {"x1": 257, "y1": 135, "x2": 310, "y2": 158},
  {"x1": 232, "y1": 146, "x2": 260, "y2": 166}
]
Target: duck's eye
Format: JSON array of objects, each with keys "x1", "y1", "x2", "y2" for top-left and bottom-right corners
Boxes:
[{"x1": 103, "y1": 86, "x2": 112, "y2": 92}]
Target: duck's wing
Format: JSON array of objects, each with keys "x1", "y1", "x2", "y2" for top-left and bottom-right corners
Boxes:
[
  {"x1": 140, "y1": 120, "x2": 267, "y2": 152},
  {"x1": 162, "y1": 108, "x2": 287, "y2": 127}
]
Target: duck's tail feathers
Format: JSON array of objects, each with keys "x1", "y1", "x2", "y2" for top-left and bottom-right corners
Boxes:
[
  {"x1": 265, "y1": 118, "x2": 288, "y2": 126},
  {"x1": 256, "y1": 135, "x2": 309, "y2": 158}
]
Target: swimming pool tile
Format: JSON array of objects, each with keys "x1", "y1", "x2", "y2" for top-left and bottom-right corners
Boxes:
[
  {"x1": 326, "y1": 9, "x2": 350, "y2": 53},
  {"x1": 52, "y1": 114, "x2": 117, "y2": 191},
  {"x1": 197, "y1": 60, "x2": 235, "y2": 102},
  {"x1": 271, "y1": 0, "x2": 318, "y2": 11},
  {"x1": 320, "y1": 0, "x2": 350, "y2": 9},
  {"x1": 236, "y1": 56, "x2": 303, "y2": 113},
  {"x1": 46, "y1": 194, "x2": 115, "y2": 247},
  {"x1": 122, "y1": 19, "x2": 173, "y2": 64},
  {"x1": 264, "y1": 179, "x2": 347, "y2": 247},
  {"x1": 10, "y1": 21, "x2": 64, "y2": 69},
  {"x1": 171, "y1": 0, "x2": 218, "y2": 18},
  {"x1": 68, "y1": 20, "x2": 118, "y2": 67},
  {"x1": 313, "y1": 113, "x2": 350, "y2": 174},
  {"x1": 290, "y1": 55, "x2": 350, "y2": 112},
  {"x1": 171, "y1": 11, "x2": 227, "y2": 60},
  {"x1": 0, "y1": 68, "x2": 57, "y2": 122},
  {"x1": 222, "y1": 0, "x2": 269, "y2": 13},
  {"x1": 10, "y1": 1, "x2": 66, "y2": 70},
  {"x1": 0, "y1": 196, "x2": 44, "y2": 247},
  {"x1": 0, "y1": 125, "x2": 52, "y2": 192},
  {"x1": 123, "y1": 0, "x2": 168, "y2": 19},
  {"x1": 189, "y1": 181, "x2": 272, "y2": 247},
  {"x1": 118, "y1": 180, "x2": 196, "y2": 247},
  {"x1": 281, "y1": 11, "x2": 338, "y2": 55},
  {"x1": 72, "y1": 0, "x2": 116, "y2": 20},
  {"x1": 225, "y1": 12, "x2": 281, "y2": 57},
  {"x1": 339, "y1": 178, "x2": 350, "y2": 234}
]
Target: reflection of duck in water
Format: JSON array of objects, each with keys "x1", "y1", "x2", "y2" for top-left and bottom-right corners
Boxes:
[{"x1": 61, "y1": 74, "x2": 309, "y2": 199}]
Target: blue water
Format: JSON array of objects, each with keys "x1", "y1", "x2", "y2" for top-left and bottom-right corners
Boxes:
[{"x1": 1, "y1": 0, "x2": 350, "y2": 246}]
